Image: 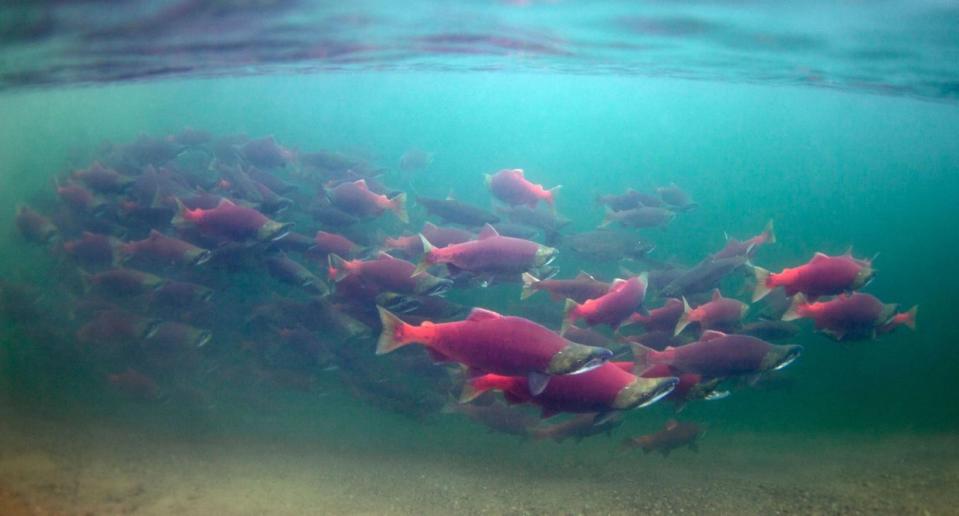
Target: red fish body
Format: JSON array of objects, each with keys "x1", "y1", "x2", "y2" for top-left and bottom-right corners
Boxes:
[
  {"x1": 711, "y1": 220, "x2": 775, "y2": 260},
  {"x1": 15, "y1": 205, "x2": 58, "y2": 244},
  {"x1": 266, "y1": 254, "x2": 328, "y2": 294},
  {"x1": 120, "y1": 229, "x2": 212, "y2": 267},
  {"x1": 422, "y1": 222, "x2": 474, "y2": 247},
  {"x1": 783, "y1": 292, "x2": 915, "y2": 341},
  {"x1": 633, "y1": 331, "x2": 802, "y2": 380},
  {"x1": 329, "y1": 253, "x2": 451, "y2": 298},
  {"x1": 752, "y1": 252, "x2": 874, "y2": 301},
  {"x1": 622, "y1": 419, "x2": 703, "y2": 456},
  {"x1": 328, "y1": 179, "x2": 408, "y2": 223},
  {"x1": 63, "y1": 232, "x2": 119, "y2": 268},
  {"x1": 88, "y1": 268, "x2": 166, "y2": 297},
  {"x1": 312, "y1": 231, "x2": 363, "y2": 258},
  {"x1": 674, "y1": 289, "x2": 748, "y2": 335},
  {"x1": 57, "y1": 182, "x2": 106, "y2": 214},
  {"x1": 377, "y1": 307, "x2": 613, "y2": 384},
  {"x1": 418, "y1": 224, "x2": 557, "y2": 276},
  {"x1": 564, "y1": 274, "x2": 648, "y2": 331},
  {"x1": 626, "y1": 297, "x2": 684, "y2": 332},
  {"x1": 72, "y1": 162, "x2": 132, "y2": 193},
  {"x1": 521, "y1": 271, "x2": 610, "y2": 302},
  {"x1": 485, "y1": 168, "x2": 558, "y2": 208},
  {"x1": 463, "y1": 361, "x2": 677, "y2": 417},
  {"x1": 175, "y1": 198, "x2": 292, "y2": 242}
]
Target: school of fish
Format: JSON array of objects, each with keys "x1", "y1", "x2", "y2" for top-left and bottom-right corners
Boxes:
[{"x1": 7, "y1": 130, "x2": 918, "y2": 454}]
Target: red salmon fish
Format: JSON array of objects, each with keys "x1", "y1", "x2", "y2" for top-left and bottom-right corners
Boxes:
[
  {"x1": 752, "y1": 251, "x2": 875, "y2": 302},
  {"x1": 485, "y1": 168, "x2": 560, "y2": 209},
  {"x1": 674, "y1": 289, "x2": 749, "y2": 336},
  {"x1": 783, "y1": 292, "x2": 916, "y2": 341},
  {"x1": 376, "y1": 306, "x2": 613, "y2": 394},
  {"x1": 174, "y1": 198, "x2": 292, "y2": 242},
  {"x1": 415, "y1": 224, "x2": 557, "y2": 277},
  {"x1": 327, "y1": 179, "x2": 408, "y2": 223},
  {"x1": 563, "y1": 274, "x2": 648, "y2": 332}
]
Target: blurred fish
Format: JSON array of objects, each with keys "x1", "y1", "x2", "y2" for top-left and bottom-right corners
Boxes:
[
  {"x1": 656, "y1": 183, "x2": 697, "y2": 211},
  {"x1": 752, "y1": 251, "x2": 875, "y2": 301},
  {"x1": 398, "y1": 148, "x2": 434, "y2": 171},
  {"x1": 486, "y1": 168, "x2": 559, "y2": 209},
  {"x1": 601, "y1": 206, "x2": 674, "y2": 229},
  {"x1": 564, "y1": 274, "x2": 648, "y2": 332},
  {"x1": 674, "y1": 289, "x2": 748, "y2": 336},
  {"x1": 442, "y1": 401, "x2": 537, "y2": 439},
  {"x1": 530, "y1": 413, "x2": 624, "y2": 443},
  {"x1": 416, "y1": 224, "x2": 557, "y2": 277},
  {"x1": 622, "y1": 419, "x2": 704, "y2": 456},
  {"x1": 417, "y1": 195, "x2": 500, "y2": 227},
  {"x1": 327, "y1": 179, "x2": 408, "y2": 223},
  {"x1": 783, "y1": 292, "x2": 915, "y2": 341},
  {"x1": 711, "y1": 220, "x2": 775, "y2": 260},
  {"x1": 521, "y1": 271, "x2": 609, "y2": 302},
  {"x1": 15, "y1": 205, "x2": 59, "y2": 244}
]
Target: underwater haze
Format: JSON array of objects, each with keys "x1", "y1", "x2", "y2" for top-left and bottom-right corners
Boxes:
[{"x1": 1, "y1": 1, "x2": 959, "y2": 515}]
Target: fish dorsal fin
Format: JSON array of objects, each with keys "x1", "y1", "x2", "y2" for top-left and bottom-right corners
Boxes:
[
  {"x1": 148, "y1": 229, "x2": 163, "y2": 239},
  {"x1": 711, "y1": 289, "x2": 722, "y2": 302},
  {"x1": 467, "y1": 307, "x2": 503, "y2": 322},
  {"x1": 514, "y1": 168, "x2": 525, "y2": 177},
  {"x1": 477, "y1": 224, "x2": 499, "y2": 240},
  {"x1": 700, "y1": 330, "x2": 727, "y2": 342},
  {"x1": 666, "y1": 419, "x2": 679, "y2": 430},
  {"x1": 353, "y1": 179, "x2": 368, "y2": 190},
  {"x1": 842, "y1": 245, "x2": 853, "y2": 256},
  {"x1": 811, "y1": 252, "x2": 831, "y2": 263},
  {"x1": 216, "y1": 198, "x2": 236, "y2": 208},
  {"x1": 376, "y1": 251, "x2": 395, "y2": 260},
  {"x1": 575, "y1": 271, "x2": 596, "y2": 281},
  {"x1": 611, "y1": 278, "x2": 627, "y2": 288}
]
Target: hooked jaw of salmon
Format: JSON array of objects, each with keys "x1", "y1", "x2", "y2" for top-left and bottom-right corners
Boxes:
[
  {"x1": 853, "y1": 265, "x2": 876, "y2": 290},
  {"x1": 535, "y1": 246, "x2": 559, "y2": 267},
  {"x1": 614, "y1": 376, "x2": 680, "y2": 410},
  {"x1": 763, "y1": 344, "x2": 803, "y2": 372},
  {"x1": 257, "y1": 220, "x2": 294, "y2": 242},
  {"x1": 547, "y1": 343, "x2": 614, "y2": 375}
]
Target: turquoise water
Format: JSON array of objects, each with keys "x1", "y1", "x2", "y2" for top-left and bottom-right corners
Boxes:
[{"x1": 1, "y1": 2, "x2": 959, "y2": 513}]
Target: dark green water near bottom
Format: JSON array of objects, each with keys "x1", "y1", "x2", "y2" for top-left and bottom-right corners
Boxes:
[{"x1": 0, "y1": 73, "x2": 957, "y2": 514}]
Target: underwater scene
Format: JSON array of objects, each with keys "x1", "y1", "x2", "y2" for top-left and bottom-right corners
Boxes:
[{"x1": 1, "y1": 1, "x2": 958, "y2": 514}]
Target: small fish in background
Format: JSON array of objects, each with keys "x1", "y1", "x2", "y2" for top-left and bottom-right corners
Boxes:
[
  {"x1": 107, "y1": 368, "x2": 162, "y2": 402},
  {"x1": 600, "y1": 206, "x2": 675, "y2": 229},
  {"x1": 398, "y1": 147, "x2": 434, "y2": 171},
  {"x1": 562, "y1": 229, "x2": 655, "y2": 262},
  {"x1": 563, "y1": 274, "x2": 648, "y2": 332},
  {"x1": 783, "y1": 292, "x2": 916, "y2": 341},
  {"x1": 71, "y1": 162, "x2": 133, "y2": 193},
  {"x1": 15, "y1": 205, "x2": 59, "y2": 244},
  {"x1": 711, "y1": 220, "x2": 776, "y2": 260},
  {"x1": 240, "y1": 136, "x2": 297, "y2": 169},
  {"x1": 442, "y1": 401, "x2": 538, "y2": 439},
  {"x1": 326, "y1": 179, "x2": 408, "y2": 223},
  {"x1": 62, "y1": 231, "x2": 120, "y2": 270},
  {"x1": 656, "y1": 183, "x2": 698, "y2": 211},
  {"x1": 596, "y1": 188, "x2": 663, "y2": 212},
  {"x1": 624, "y1": 297, "x2": 684, "y2": 333},
  {"x1": 530, "y1": 412, "x2": 624, "y2": 443},
  {"x1": 660, "y1": 255, "x2": 748, "y2": 298},
  {"x1": 417, "y1": 195, "x2": 501, "y2": 227},
  {"x1": 521, "y1": 271, "x2": 610, "y2": 302},
  {"x1": 485, "y1": 168, "x2": 560, "y2": 209},
  {"x1": 119, "y1": 229, "x2": 212, "y2": 268},
  {"x1": 622, "y1": 419, "x2": 704, "y2": 456},
  {"x1": 674, "y1": 289, "x2": 749, "y2": 336}
]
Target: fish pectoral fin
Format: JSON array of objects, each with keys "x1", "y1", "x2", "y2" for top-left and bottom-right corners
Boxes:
[{"x1": 527, "y1": 372, "x2": 551, "y2": 396}]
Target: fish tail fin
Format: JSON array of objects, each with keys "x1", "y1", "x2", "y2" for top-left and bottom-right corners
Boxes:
[
  {"x1": 375, "y1": 306, "x2": 417, "y2": 355},
  {"x1": 902, "y1": 305, "x2": 918, "y2": 330},
  {"x1": 520, "y1": 272, "x2": 539, "y2": 300},
  {"x1": 171, "y1": 198, "x2": 188, "y2": 227},
  {"x1": 390, "y1": 192, "x2": 409, "y2": 224},
  {"x1": 412, "y1": 234, "x2": 435, "y2": 276},
  {"x1": 764, "y1": 219, "x2": 776, "y2": 244},
  {"x1": 545, "y1": 185, "x2": 561, "y2": 210},
  {"x1": 458, "y1": 378, "x2": 488, "y2": 404},
  {"x1": 674, "y1": 297, "x2": 693, "y2": 336},
  {"x1": 781, "y1": 293, "x2": 806, "y2": 322},
  {"x1": 630, "y1": 342, "x2": 654, "y2": 371},
  {"x1": 751, "y1": 265, "x2": 773, "y2": 302},
  {"x1": 561, "y1": 298, "x2": 580, "y2": 334},
  {"x1": 599, "y1": 206, "x2": 613, "y2": 228},
  {"x1": 327, "y1": 254, "x2": 351, "y2": 282}
]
